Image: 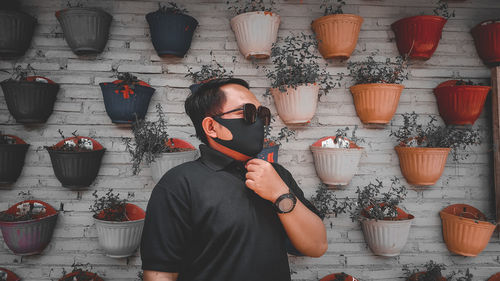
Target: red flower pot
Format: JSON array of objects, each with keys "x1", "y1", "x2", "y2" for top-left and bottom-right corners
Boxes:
[
  {"x1": 391, "y1": 15, "x2": 447, "y2": 60},
  {"x1": 471, "y1": 20, "x2": 500, "y2": 66},
  {"x1": 489, "y1": 272, "x2": 500, "y2": 281},
  {"x1": 434, "y1": 80, "x2": 491, "y2": 125},
  {"x1": 320, "y1": 273, "x2": 358, "y2": 281},
  {"x1": 58, "y1": 270, "x2": 103, "y2": 281},
  {"x1": 0, "y1": 268, "x2": 21, "y2": 281}
]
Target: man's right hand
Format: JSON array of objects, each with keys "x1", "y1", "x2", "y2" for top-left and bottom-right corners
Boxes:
[{"x1": 144, "y1": 270, "x2": 179, "y2": 281}]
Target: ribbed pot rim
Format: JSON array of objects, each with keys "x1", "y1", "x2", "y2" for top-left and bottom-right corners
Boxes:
[
  {"x1": 350, "y1": 83, "x2": 404, "y2": 91},
  {"x1": 310, "y1": 146, "x2": 363, "y2": 152},
  {"x1": 439, "y1": 210, "x2": 496, "y2": 228},
  {"x1": 270, "y1": 83, "x2": 320, "y2": 93},
  {"x1": 146, "y1": 10, "x2": 198, "y2": 25},
  {"x1": 0, "y1": 9, "x2": 36, "y2": 19},
  {"x1": 56, "y1": 7, "x2": 111, "y2": 18},
  {"x1": 93, "y1": 217, "x2": 145, "y2": 225},
  {"x1": 0, "y1": 212, "x2": 58, "y2": 226},
  {"x1": 395, "y1": 146, "x2": 452, "y2": 153},
  {"x1": 231, "y1": 10, "x2": 280, "y2": 23},
  {"x1": 471, "y1": 19, "x2": 500, "y2": 33},
  {"x1": 312, "y1": 13, "x2": 363, "y2": 27},
  {"x1": 1, "y1": 79, "x2": 60, "y2": 87},
  {"x1": 99, "y1": 82, "x2": 154, "y2": 91},
  {"x1": 391, "y1": 15, "x2": 447, "y2": 29},
  {"x1": 360, "y1": 215, "x2": 415, "y2": 224},
  {"x1": 434, "y1": 85, "x2": 492, "y2": 94},
  {"x1": 46, "y1": 148, "x2": 106, "y2": 154},
  {"x1": 155, "y1": 149, "x2": 198, "y2": 157},
  {"x1": 0, "y1": 143, "x2": 30, "y2": 149}
]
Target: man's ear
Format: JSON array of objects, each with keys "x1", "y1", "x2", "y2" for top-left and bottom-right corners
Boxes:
[{"x1": 202, "y1": 117, "x2": 218, "y2": 139}]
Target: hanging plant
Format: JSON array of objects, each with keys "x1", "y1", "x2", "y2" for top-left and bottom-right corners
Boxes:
[
  {"x1": 146, "y1": 2, "x2": 198, "y2": 57},
  {"x1": 0, "y1": 3, "x2": 36, "y2": 57},
  {"x1": 391, "y1": 0, "x2": 454, "y2": 60},
  {"x1": 186, "y1": 51, "x2": 235, "y2": 85},
  {"x1": 257, "y1": 124, "x2": 295, "y2": 163},
  {"x1": 311, "y1": 0, "x2": 363, "y2": 59},
  {"x1": 347, "y1": 53, "x2": 408, "y2": 124},
  {"x1": 0, "y1": 133, "x2": 29, "y2": 184},
  {"x1": 402, "y1": 260, "x2": 473, "y2": 281},
  {"x1": 0, "y1": 64, "x2": 60, "y2": 123}
]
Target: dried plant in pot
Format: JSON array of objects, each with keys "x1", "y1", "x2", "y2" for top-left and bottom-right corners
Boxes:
[
  {"x1": 472, "y1": 19, "x2": 500, "y2": 66},
  {"x1": 439, "y1": 204, "x2": 496, "y2": 257},
  {"x1": 228, "y1": 0, "x2": 280, "y2": 59},
  {"x1": 0, "y1": 64, "x2": 60, "y2": 123},
  {"x1": 58, "y1": 264, "x2": 104, "y2": 281},
  {"x1": 347, "y1": 53, "x2": 408, "y2": 125},
  {"x1": 100, "y1": 71, "x2": 156, "y2": 124},
  {"x1": 45, "y1": 130, "x2": 106, "y2": 188},
  {"x1": 262, "y1": 33, "x2": 340, "y2": 124},
  {"x1": 0, "y1": 3, "x2": 36, "y2": 57},
  {"x1": 402, "y1": 260, "x2": 474, "y2": 281},
  {"x1": 320, "y1": 272, "x2": 359, "y2": 281},
  {"x1": 55, "y1": 2, "x2": 112, "y2": 55},
  {"x1": 0, "y1": 200, "x2": 58, "y2": 255},
  {"x1": 390, "y1": 112, "x2": 481, "y2": 186},
  {"x1": 0, "y1": 267, "x2": 21, "y2": 281},
  {"x1": 310, "y1": 126, "x2": 364, "y2": 186},
  {"x1": 257, "y1": 124, "x2": 295, "y2": 163},
  {"x1": 433, "y1": 80, "x2": 491, "y2": 125},
  {"x1": 311, "y1": 0, "x2": 363, "y2": 59},
  {"x1": 146, "y1": 2, "x2": 198, "y2": 57},
  {"x1": 90, "y1": 189, "x2": 145, "y2": 258},
  {"x1": 0, "y1": 133, "x2": 29, "y2": 184},
  {"x1": 123, "y1": 104, "x2": 198, "y2": 183},
  {"x1": 391, "y1": 0, "x2": 454, "y2": 60}
]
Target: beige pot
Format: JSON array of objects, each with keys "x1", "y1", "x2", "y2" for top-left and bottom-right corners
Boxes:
[
  {"x1": 361, "y1": 216, "x2": 414, "y2": 256},
  {"x1": 230, "y1": 11, "x2": 280, "y2": 59},
  {"x1": 150, "y1": 150, "x2": 199, "y2": 183},
  {"x1": 270, "y1": 84, "x2": 320, "y2": 124},
  {"x1": 310, "y1": 146, "x2": 363, "y2": 186}
]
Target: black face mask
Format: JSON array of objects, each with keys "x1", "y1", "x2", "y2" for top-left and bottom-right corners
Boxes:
[{"x1": 212, "y1": 116, "x2": 264, "y2": 157}]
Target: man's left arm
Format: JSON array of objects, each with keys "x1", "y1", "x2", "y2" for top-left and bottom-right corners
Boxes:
[{"x1": 245, "y1": 159, "x2": 327, "y2": 258}]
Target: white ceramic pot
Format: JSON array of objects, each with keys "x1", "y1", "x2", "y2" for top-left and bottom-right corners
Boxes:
[
  {"x1": 270, "y1": 84, "x2": 320, "y2": 124},
  {"x1": 230, "y1": 11, "x2": 280, "y2": 59},
  {"x1": 310, "y1": 146, "x2": 363, "y2": 186},
  {"x1": 360, "y1": 217, "x2": 413, "y2": 256},
  {"x1": 150, "y1": 150, "x2": 199, "y2": 183},
  {"x1": 94, "y1": 218, "x2": 144, "y2": 258}
]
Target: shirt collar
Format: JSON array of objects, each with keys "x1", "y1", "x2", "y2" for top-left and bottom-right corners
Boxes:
[{"x1": 199, "y1": 144, "x2": 242, "y2": 171}]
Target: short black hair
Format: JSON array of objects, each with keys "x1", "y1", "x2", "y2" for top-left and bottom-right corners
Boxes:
[{"x1": 185, "y1": 78, "x2": 250, "y2": 144}]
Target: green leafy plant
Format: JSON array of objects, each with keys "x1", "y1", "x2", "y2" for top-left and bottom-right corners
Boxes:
[
  {"x1": 262, "y1": 33, "x2": 341, "y2": 95},
  {"x1": 403, "y1": 261, "x2": 473, "y2": 281},
  {"x1": 433, "y1": 0, "x2": 455, "y2": 20},
  {"x1": 89, "y1": 189, "x2": 132, "y2": 222},
  {"x1": 390, "y1": 112, "x2": 481, "y2": 161},
  {"x1": 310, "y1": 183, "x2": 350, "y2": 219},
  {"x1": 320, "y1": 0, "x2": 346, "y2": 15},
  {"x1": 347, "y1": 52, "x2": 409, "y2": 85},
  {"x1": 186, "y1": 51, "x2": 235, "y2": 83},
  {"x1": 333, "y1": 125, "x2": 364, "y2": 146},
  {"x1": 226, "y1": 0, "x2": 275, "y2": 15},
  {"x1": 263, "y1": 125, "x2": 295, "y2": 148},
  {"x1": 157, "y1": 2, "x2": 188, "y2": 14}
]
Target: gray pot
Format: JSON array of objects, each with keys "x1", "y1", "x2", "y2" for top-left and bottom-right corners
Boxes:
[
  {"x1": 150, "y1": 150, "x2": 199, "y2": 183},
  {"x1": 0, "y1": 10, "x2": 36, "y2": 57},
  {"x1": 94, "y1": 217, "x2": 144, "y2": 258}
]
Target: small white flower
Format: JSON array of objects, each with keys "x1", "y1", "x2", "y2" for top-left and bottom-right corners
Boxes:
[{"x1": 79, "y1": 138, "x2": 93, "y2": 150}]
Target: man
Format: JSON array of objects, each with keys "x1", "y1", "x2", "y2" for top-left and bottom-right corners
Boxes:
[{"x1": 141, "y1": 78, "x2": 327, "y2": 281}]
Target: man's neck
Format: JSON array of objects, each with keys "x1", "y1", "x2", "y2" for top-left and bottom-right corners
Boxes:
[{"x1": 206, "y1": 137, "x2": 251, "y2": 162}]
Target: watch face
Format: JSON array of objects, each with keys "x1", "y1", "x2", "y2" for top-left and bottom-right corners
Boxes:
[{"x1": 278, "y1": 198, "x2": 295, "y2": 213}]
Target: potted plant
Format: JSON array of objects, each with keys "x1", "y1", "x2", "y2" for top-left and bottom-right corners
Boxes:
[
  {"x1": 263, "y1": 33, "x2": 340, "y2": 124},
  {"x1": 0, "y1": 3, "x2": 36, "y2": 57},
  {"x1": 471, "y1": 20, "x2": 500, "y2": 66},
  {"x1": 0, "y1": 133, "x2": 29, "y2": 184},
  {"x1": 311, "y1": 0, "x2": 363, "y2": 59},
  {"x1": 390, "y1": 112, "x2": 481, "y2": 186},
  {"x1": 347, "y1": 53, "x2": 408, "y2": 124},
  {"x1": 90, "y1": 189, "x2": 145, "y2": 258},
  {"x1": 433, "y1": 80, "x2": 491, "y2": 125},
  {"x1": 45, "y1": 130, "x2": 106, "y2": 188},
  {"x1": 391, "y1": 0, "x2": 454, "y2": 60},
  {"x1": 0, "y1": 200, "x2": 58, "y2": 255},
  {"x1": 310, "y1": 126, "x2": 364, "y2": 186},
  {"x1": 402, "y1": 260, "x2": 473, "y2": 281},
  {"x1": 146, "y1": 2, "x2": 198, "y2": 58},
  {"x1": 320, "y1": 272, "x2": 359, "y2": 281},
  {"x1": 59, "y1": 264, "x2": 103, "y2": 281},
  {"x1": 0, "y1": 267, "x2": 20, "y2": 281},
  {"x1": 99, "y1": 71, "x2": 156, "y2": 124},
  {"x1": 0, "y1": 64, "x2": 60, "y2": 123},
  {"x1": 440, "y1": 204, "x2": 496, "y2": 257},
  {"x1": 123, "y1": 104, "x2": 198, "y2": 183},
  {"x1": 186, "y1": 51, "x2": 235, "y2": 84},
  {"x1": 257, "y1": 125, "x2": 295, "y2": 163},
  {"x1": 228, "y1": 0, "x2": 280, "y2": 59},
  {"x1": 55, "y1": 2, "x2": 112, "y2": 55}
]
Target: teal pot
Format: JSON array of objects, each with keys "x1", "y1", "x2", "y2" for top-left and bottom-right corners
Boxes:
[{"x1": 257, "y1": 144, "x2": 279, "y2": 163}]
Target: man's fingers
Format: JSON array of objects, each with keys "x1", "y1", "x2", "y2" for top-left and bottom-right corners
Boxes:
[
  {"x1": 245, "y1": 179, "x2": 256, "y2": 190},
  {"x1": 245, "y1": 163, "x2": 260, "y2": 172},
  {"x1": 245, "y1": 171, "x2": 258, "y2": 180},
  {"x1": 246, "y1": 158, "x2": 266, "y2": 167}
]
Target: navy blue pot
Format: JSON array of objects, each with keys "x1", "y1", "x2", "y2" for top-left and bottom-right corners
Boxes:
[
  {"x1": 99, "y1": 82, "x2": 155, "y2": 124},
  {"x1": 257, "y1": 145, "x2": 279, "y2": 163},
  {"x1": 146, "y1": 11, "x2": 198, "y2": 57}
]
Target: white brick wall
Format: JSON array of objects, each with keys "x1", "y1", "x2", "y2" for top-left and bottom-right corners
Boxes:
[{"x1": 1, "y1": 0, "x2": 499, "y2": 280}]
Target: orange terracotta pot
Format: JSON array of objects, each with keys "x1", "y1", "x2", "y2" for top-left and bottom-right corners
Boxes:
[
  {"x1": 395, "y1": 147, "x2": 450, "y2": 186},
  {"x1": 350, "y1": 83, "x2": 404, "y2": 124},
  {"x1": 440, "y1": 204, "x2": 496, "y2": 257},
  {"x1": 311, "y1": 14, "x2": 363, "y2": 59}
]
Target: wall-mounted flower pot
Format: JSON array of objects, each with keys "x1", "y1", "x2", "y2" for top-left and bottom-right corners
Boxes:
[
  {"x1": 1, "y1": 76, "x2": 60, "y2": 123},
  {"x1": 433, "y1": 80, "x2": 491, "y2": 125},
  {"x1": 0, "y1": 10, "x2": 36, "y2": 57},
  {"x1": 270, "y1": 83, "x2": 320, "y2": 125},
  {"x1": 230, "y1": 11, "x2": 280, "y2": 59},
  {"x1": 94, "y1": 203, "x2": 145, "y2": 258},
  {"x1": 395, "y1": 146, "x2": 450, "y2": 186},
  {"x1": 320, "y1": 273, "x2": 359, "y2": 281},
  {"x1": 310, "y1": 136, "x2": 363, "y2": 186},
  {"x1": 151, "y1": 138, "x2": 198, "y2": 183},
  {"x1": 0, "y1": 200, "x2": 58, "y2": 255},
  {"x1": 360, "y1": 206, "x2": 414, "y2": 256},
  {"x1": 46, "y1": 136, "x2": 105, "y2": 188},
  {"x1": 0, "y1": 267, "x2": 21, "y2": 281},
  {"x1": 489, "y1": 273, "x2": 500, "y2": 281},
  {"x1": 440, "y1": 204, "x2": 496, "y2": 257},
  {"x1": 0, "y1": 135, "x2": 29, "y2": 184},
  {"x1": 350, "y1": 83, "x2": 404, "y2": 124},
  {"x1": 311, "y1": 14, "x2": 363, "y2": 59},
  {"x1": 471, "y1": 20, "x2": 500, "y2": 66},
  {"x1": 100, "y1": 80, "x2": 155, "y2": 124},
  {"x1": 55, "y1": 7, "x2": 112, "y2": 55},
  {"x1": 391, "y1": 15, "x2": 447, "y2": 60},
  {"x1": 146, "y1": 10, "x2": 198, "y2": 57},
  {"x1": 58, "y1": 270, "x2": 104, "y2": 281},
  {"x1": 257, "y1": 143, "x2": 279, "y2": 163}
]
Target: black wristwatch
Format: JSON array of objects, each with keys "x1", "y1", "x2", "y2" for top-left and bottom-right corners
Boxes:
[{"x1": 274, "y1": 192, "x2": 297, "y2": 214}]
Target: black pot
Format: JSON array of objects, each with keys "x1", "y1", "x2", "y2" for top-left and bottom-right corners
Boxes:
[
  {"x1": 0, "y1": 143, "x2": 29, "y2": 184},
  {"x1": 0, "y1": 10, "x2": 36, "y2": 57},
  {"x1": 146, "y1": 11, "x2": 198, "y2": 57},
  {"x1": 99, "y1": 83, "x2": 155, "y2": 124},
  {"x1": 47, "y1": 148, "x2": 105, "y2": 188},
  {"x1": 55, "y1": 7, "x2": 112, "y2": 55},
  {"x1": 1, "y1": 80, "x2": 60, "y2": 123}
]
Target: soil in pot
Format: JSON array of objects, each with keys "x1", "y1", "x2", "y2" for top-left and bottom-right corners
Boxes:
[
  {"x1": 471, "y1": 20, "x2": 500, "y2": 66},
  {"x1": 59, "y1": 270, "x2": 103, "y2": 281},
  {"x1": 0, "y1": 9, "x2": 36, "y2": 57},
  {"x1": 0, "y1": 134, "x2": 29, "y2": 184}
]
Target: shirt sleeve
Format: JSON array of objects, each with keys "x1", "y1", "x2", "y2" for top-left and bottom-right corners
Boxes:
[{"x1": 140, "y1": 176, "x2": 192, "y2": 273}]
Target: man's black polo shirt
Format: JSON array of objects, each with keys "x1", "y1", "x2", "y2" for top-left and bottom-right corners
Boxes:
[{"x1": 140, "y1": 144, "x2": 321, "y2": 281}]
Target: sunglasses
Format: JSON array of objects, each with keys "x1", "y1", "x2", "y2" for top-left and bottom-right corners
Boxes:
[{"x1": 214, "y1": 103, "x2": 271, "y2": 126}]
